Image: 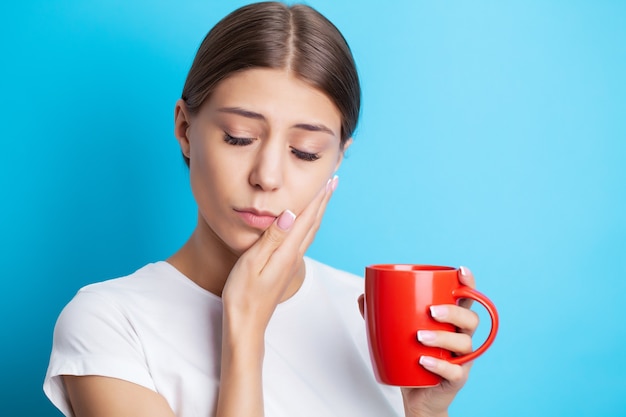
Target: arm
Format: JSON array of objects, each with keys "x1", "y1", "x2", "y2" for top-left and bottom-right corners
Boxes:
[
  {"x1": 49, "y1": 289, "x2": 178, "y2": 417},
  {"x1": 216, "y1": 178, "x2": 336, "y2": 416},
  {"x1": 62, "y1": 178, "x2": 336, "y2": 416},
  {"x1": 64, "y1": 376, "x2": 177, "y2": 417}
]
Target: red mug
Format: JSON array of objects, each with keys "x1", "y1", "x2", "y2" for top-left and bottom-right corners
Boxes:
[{"x1": 364, "y1": 264, "x2": 499, "y2": 387}]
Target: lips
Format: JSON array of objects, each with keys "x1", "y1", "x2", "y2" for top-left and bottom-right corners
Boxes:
[{"x1": 235, "y1": 208, "x2": 278, "y2": 229}]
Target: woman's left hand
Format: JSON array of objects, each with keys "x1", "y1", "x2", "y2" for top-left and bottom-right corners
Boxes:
[
  {"x1": 402, "y1": 266, "x2": 479, "y2": 417},
  {"x1": 358, "y1": 266, "x2": 480, "y2": 417}
]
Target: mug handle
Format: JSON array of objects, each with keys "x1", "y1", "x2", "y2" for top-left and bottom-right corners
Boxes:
[{"x1": 448, "y1": 286, "x2": 499, "y2": 365}]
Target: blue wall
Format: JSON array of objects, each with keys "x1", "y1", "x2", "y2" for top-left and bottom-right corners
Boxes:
[{"x1": 2, "y1": 1, "x2": 625, "y2": 416}]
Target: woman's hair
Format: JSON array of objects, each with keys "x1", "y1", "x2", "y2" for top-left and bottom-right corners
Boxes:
[{"x1": 181, "y1": 1, "x2": 360, "y2": 165}]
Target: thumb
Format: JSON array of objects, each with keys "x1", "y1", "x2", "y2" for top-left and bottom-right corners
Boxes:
[{"x1": 357, "y1": 294, "x2": 365, "y2": 319}]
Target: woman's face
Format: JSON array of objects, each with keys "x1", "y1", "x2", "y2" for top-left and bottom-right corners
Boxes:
[{"x1": 176, "y1": 68, "x2": 349, "y2": 255}]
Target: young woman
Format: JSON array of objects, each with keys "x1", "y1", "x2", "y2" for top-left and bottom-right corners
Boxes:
[{"x1": 44, "y1": 2, "x2": 479, "y2": 416}]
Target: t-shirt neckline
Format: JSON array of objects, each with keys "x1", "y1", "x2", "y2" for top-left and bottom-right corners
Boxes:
[{"x1": 154, "y1": 258, "x2": 314, "y2": 309}]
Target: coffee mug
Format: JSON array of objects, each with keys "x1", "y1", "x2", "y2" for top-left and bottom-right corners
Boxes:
[{"x1": 364, "y1": 264, "x2": 499, "y2": 387}]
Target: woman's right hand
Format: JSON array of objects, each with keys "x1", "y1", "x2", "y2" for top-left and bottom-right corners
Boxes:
[
  {"x1": 64, "y1": 179, "x2": 339, "y2": 417},
  {"x1": 217, "y1": 176, "x2": 338, "y2": 417},
  {"x1": 221, "y1": 175, "x2": 337, "y2": 330}
]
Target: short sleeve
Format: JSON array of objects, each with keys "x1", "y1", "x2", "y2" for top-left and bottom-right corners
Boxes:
[{"x1": 43, "y1": 288, "x2": 156, "y2": 416}]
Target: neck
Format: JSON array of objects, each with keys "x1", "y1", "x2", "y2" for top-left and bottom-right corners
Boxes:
[
  {"x1": 167, "y1": 213, "x2": 239, "y2": 297},
  {"x1": 167, "y1": 212, "x2": 306, "y2": 300}
]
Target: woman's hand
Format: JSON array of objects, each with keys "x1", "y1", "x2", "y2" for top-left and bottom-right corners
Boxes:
[
  {"x1": 358, "y1": 266, "x2": 479, "y2": 417},
  {"x1": 401, "y1": 266, "x2": 479, "y2": 417},
  {"x1": 221, "y1": 176, "x2": 338, "y2": 330},
  {"x1": 217, "y1": 176, "x2": 338, "y2": 417}
]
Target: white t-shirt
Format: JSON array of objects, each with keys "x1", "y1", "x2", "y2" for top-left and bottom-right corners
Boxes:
[{"x1": 44, "y1": 257, "x2": 403, "y2": 416}]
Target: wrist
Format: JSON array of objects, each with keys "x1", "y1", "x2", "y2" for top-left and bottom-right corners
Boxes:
[
  {"x1": 411, "y1": 413, "x2": 448, "y2": 417},
  {"x1": 402, "y1": 394, "x2": 448, "y2": 417},
  {"x1": 222, "y1": 313, "x2": 265, "y2": 360}
]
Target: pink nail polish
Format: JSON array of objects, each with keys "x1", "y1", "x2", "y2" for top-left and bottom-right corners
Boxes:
[
  {"x1": 417, "y1": 330, "x2": 436, "y2": 343},
  {"x1": 419, "y1": 356, "x2": 437, "y2": 368},
  {"x1": 277, "y1": 210, "x2": 296, "y2": 231},
  {"x1": 331, "y1": 175, "x2": 339, "y2": 191},
  {"x1": 430, "y1": 305, "x2": 448, "y2": 318}
]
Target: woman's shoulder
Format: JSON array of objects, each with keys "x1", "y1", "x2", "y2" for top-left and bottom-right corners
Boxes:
[
  {"x1": 55, "y1": 263, "x2": 170, "y2": 323},
  {"x1": 74, "y1": 261, "x2": 203, "y2": 301},
  {"x1": 57, "y1": 261, "x2": 207, "y2": 324},
  {"x1": 52, "y1": 260, "x2": 221, "y2": 356}
]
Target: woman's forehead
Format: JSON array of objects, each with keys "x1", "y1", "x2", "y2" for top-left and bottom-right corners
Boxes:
[{"x1": 204, "y1": 68, "x2": 342, "y2": 134}]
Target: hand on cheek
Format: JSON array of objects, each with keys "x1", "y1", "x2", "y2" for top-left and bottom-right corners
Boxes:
[{"x1": 222, "y1": 175, "x2": 339, "y2": 330}]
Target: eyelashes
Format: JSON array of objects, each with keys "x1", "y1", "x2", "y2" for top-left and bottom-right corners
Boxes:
[
  {"x1": 223, "y1": 132, "x2": 253, "y2": 146},
  {"x1": 290, "y1": 148, "x2": 320, "y2": 161},
  {"x1": 223, "y1": 132, "x2": 320, "y2": 162}
]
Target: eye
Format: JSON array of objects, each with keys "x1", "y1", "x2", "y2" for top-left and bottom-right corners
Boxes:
[
  {"x1": 291, "y1": 147, "x2": 320, "y2": 162},
  {"x1": 223, "y1": 132, "x2": 254, "y2": 146}
]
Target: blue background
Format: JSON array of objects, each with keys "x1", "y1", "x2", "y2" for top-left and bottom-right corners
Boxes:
[{"x1": 2, "y1": 1, "x2": 625, "y2": 416}]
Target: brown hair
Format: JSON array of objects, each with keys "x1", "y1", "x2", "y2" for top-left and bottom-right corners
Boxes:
[{"x1": 180, "y1": 1, "x2": 360, "y2": 165}]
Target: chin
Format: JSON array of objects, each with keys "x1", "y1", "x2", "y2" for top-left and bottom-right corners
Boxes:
[{"x1": 223, "y1": 230, "x2": 264, "y2": 256}]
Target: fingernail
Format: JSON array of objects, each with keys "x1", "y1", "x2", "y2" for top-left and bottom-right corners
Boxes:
[
  {"x1": 325, "y1": 177, "x2": 333, "y2": 192},
  {"x1": 460, "y1": 266, "x2": 468, "y2": 276},
  {"x1": 419, "y1": 356, "x2": 437, "y2": 368},
  {"x1": 277, "y1": 210, "x2": 296, "y2": 231},
  {"x1": 331, "y1": 175, "x2": 339, "y2": 191},
  {"x1": 430, "y1": 305, "x2": 448, "y2": 319},
  {"x1": 417, "y1": 330, "x2": 436, "y2": 343}
]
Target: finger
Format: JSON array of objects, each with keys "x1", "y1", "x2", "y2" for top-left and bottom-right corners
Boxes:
[
  {"x1": 247, "y1": 176, "x2": 333, "y2": 291},
  {"x1": 237, "y1": 209, "x2": 297, "y2": 274},
  {"x1": 458, "y1": 266, "x2": 475, "y2": 288},
  {"x1": 430, "y1": 305, "x2": 479, "y2": 336},
  {"x1": 417, "y1": 330, "x2": 473, "y2": 356},
  {"x1": 419, "y1": 356, "x2": 471, "y2": 387},
  {"x1": 261, "y1": 178, "x2": 330, "y2": 273},
  {"x1": 243, "y1": 176, "x2": 329, "y2": 269},
  {"x1": 458, "y1": 266, "x2": 475, "y2": 309},
  {"x1": 357, "y1": 294, "x2": 365, "y2": 319},
  {"x1": 298, "y1": 175, "x2": 338, "y2": 255}
]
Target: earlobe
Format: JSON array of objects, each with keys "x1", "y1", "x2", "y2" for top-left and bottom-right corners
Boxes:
[{"x1": 174, "y1": 99, "x2": 192, "y2": 158}]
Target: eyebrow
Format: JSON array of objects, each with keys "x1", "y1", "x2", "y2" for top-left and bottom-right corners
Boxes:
[
  {"x1": 218, "y1": 107, "x2": 265, "y2": 120},
  {"x1": 218, "y1": 107, "x2": 336, "y2": 136}
]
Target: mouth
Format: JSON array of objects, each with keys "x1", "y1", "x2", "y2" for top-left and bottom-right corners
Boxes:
[{"x1": 234, "y1": 208, "x2": 278, "y2": 230}]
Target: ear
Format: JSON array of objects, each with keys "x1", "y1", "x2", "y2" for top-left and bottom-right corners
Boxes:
[
  {"x1": 334, "y1": 137, "x2": 353, "y2": 173},
  {"x1": 174, "y1": 99, "x2": 192, "y2": 159}
]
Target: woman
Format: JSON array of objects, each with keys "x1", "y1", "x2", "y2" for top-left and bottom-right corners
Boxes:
[{"x1": 44, "y1": 2, "x2": 479, "y2": 416}]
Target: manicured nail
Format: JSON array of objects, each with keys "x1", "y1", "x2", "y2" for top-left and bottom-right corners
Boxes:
[
  {"x1": 277, "y1": 210, "x2": 296, "y2": 231},
  {"x1": 417, "y1": 330, "x2": 436, "y2": 343},
  {"x1": 325, "y1": 177, "x2": 333, "y2": 192},
  {"x1": 331, "y1": 175, "x2": 339, "y2": 191},
  {"x1": 419, "y1": 356, "x2": 437, "y2": 368},
  {"x1": 460, "y1": 266, "x2": 468, "y2": 276},
  {"x1": 430, "y1": 305, "x2": 448, "y2": 319}
]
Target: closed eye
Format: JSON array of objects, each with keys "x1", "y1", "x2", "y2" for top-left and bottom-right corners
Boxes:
[
  {"x1": 224, "y1": 132, "x2": 319, "y2": 161},
  {"x1": 223, "y1": 132, "x2": 254, "y2": 146},
  {"x1": 291, "y1": 147, "x2": 320, "y2": 162}
]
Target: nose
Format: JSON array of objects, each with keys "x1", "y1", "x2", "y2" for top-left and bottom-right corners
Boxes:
[{"x1": 248, "y1": 140, "x2": 284, "y2": 191}]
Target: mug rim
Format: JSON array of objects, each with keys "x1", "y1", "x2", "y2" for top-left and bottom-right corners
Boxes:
[{"x1": 366, "y1": 264, "x2": 456, "y2": 272}]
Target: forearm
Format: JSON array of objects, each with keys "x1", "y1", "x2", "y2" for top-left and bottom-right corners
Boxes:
[{"x1": 216, "y1": 312, "x2": 266, "y2": 417}]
